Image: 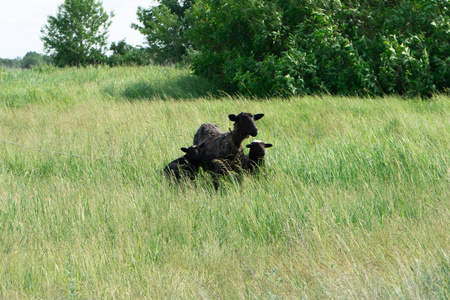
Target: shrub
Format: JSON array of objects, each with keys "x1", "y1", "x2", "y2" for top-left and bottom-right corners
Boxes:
[{"x1": 188, "y1": 0, "x2": 450, "y2": 97}]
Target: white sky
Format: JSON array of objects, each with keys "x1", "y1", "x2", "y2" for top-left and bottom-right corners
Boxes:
[{"x1": 0, "y1": 0, "x2": 157, "y2": 59}]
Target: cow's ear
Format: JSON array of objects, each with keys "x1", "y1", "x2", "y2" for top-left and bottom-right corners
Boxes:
[
  {"x1": 229, "y1": 114, "x2": 237, "y2": 122},
  {"x1": 181, "y1": 147, "x2": 188, "y2": 153},
  {"x1": 246, "y1": 144, "x2": 252, "y2": 148},
  {"x1": 265, "y1": 143, "x2": 273, "y2": 148},
  {"x1": 254, "y1": 114, "x2": 264, "y2": 121}
]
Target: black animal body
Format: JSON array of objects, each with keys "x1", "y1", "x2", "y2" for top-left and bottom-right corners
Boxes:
[
  {"x1": 193, "y1": 112, "x2": 264, "y2": 189},
  {"x1": 164, "y1": 144, "x2": 202, "y2": 181}
]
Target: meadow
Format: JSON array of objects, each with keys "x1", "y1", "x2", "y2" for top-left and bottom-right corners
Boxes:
[{"x1": 0, "y1": 65, "x2": 449, "y2": 299}]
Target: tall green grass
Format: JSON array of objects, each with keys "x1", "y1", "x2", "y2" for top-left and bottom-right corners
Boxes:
[
  {"x1": 0, "y1": 66, "x2": 449, "y2": 298},
  {"x1": 0, "y1": 65, "x2": 217, "y2": 108}
]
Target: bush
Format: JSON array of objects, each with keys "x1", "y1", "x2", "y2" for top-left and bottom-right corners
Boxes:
[{"x1": 188, "y1": 0, "x2": 450, "y2": 97}]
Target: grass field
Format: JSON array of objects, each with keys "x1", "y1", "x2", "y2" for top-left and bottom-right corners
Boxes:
[{"x1": 0, "y1": 65, "x2": 449, "y2": 299}]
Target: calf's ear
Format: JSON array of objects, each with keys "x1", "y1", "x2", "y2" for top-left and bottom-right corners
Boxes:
[
  {"x1": 264, "y1": 143, "x2": 273, "y2": 148},
  {"x1": 246, "y1": 144, "x2": 252, "y2": 148},
  {"x1": 229, "y1": 114, "x2": 237, "y2": 122},
  {"x1": 254, "y1": 114, "x2": 264, "y2": 121},
  {"x1": 181, "y1": 147, "x2": 188, "y2": 153}
]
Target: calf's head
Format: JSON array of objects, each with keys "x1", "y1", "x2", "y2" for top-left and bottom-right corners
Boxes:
[{"x1": 229, "y1": 112, "x2": 264, "y2": 137}]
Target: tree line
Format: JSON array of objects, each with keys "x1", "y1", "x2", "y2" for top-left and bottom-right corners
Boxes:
[
  {"x1": 2, "y1": 0, "x2": 449, "y2": 97},
  {"x1": 0, "y1": 52, "x2": 53, "y2": 69}
]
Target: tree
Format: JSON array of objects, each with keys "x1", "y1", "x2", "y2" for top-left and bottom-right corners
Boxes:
[
  {"x1": 110, "y1": 40, "x2": 133, "y2": 56},
  {"x1": 0, "y1": 58, "x2": 21, "y2": 68},
  {"x1": 41, "y1": 0, "x2": 113, "y2": 67},
  {"x1": 107, "y1": 40, "x2": 153, "y2": 66},
  {"x1": 132, "y1": 0, "x2": 194, "y2": 64},
  {"x1": 21, "y1": 52, "x2": 53, "y2": 69}
]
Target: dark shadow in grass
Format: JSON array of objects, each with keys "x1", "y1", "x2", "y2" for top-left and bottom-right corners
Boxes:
[{"x1": 120, "y1": 75, "x2": 218, "y2": 101}]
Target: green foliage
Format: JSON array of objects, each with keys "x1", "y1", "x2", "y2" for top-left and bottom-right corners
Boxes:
[
  {"x1": 21, "y1": 52, "x2": 53, "y2": 69},
  {"x1": 0, "y1": 53, "x2": 53, "y2": 69},
  {"x1": 132, "y1": 0, "x2": 194, "y2": 64},
  {"x1": 40, "y1": 0, "x2": 113, "y2": 67},
  {"x1": 0, "y1": 57, "x2": 21, "y2": 68},
  {"x1": 107, "y1": 40, "x2": 153, "y2": 66},
  {"x1": 110, "y1": 40, "x2": 134, "y2": 56},
  {"x1": 188, "y1": 0, "x2": 450, "y2": 97}
]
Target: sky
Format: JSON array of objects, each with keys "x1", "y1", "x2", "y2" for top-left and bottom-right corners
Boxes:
[{"x1": 0, "y1": 0, "x2": 157, "y2": 59}]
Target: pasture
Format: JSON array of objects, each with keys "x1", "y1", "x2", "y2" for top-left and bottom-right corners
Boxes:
[{"x1": 0, "y1": 66, "x2": 449, "y2": 299}]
